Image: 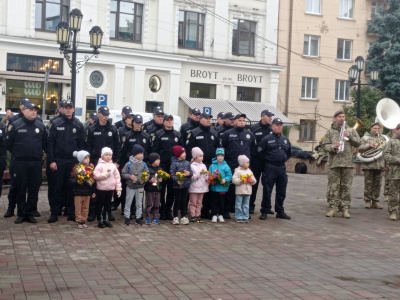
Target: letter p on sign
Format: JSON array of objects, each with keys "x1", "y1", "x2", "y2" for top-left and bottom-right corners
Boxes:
[
  {"x1": 96, "y1": 94, "x2": 107, "y2": 106},
  {"x1": 203, "y1": 107, "x2": 212, "y2": 115}
]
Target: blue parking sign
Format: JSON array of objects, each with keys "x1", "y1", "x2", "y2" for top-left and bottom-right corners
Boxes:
[
  {"x1": 96, "y1": 94, "x2": 107, "y2": 106},
  {"x1": 203, "y1": 107, "x2": 212, "y2": 115}
]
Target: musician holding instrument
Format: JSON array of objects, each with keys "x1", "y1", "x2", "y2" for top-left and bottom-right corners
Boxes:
[
  {"x1": 358, "y1": 123, "x2": 387, "y2": 209},
  {"x1": 322, "y1": 110, "x2": 361, "y2": 218}
]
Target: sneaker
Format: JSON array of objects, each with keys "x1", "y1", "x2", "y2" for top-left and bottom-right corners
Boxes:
[
  {"x1": 152, "y1": 218, "x2": 160, "y2": 224},
  {"x1": 181, "y1": 217, "x2": 189, "y2": 225},
  {"x1": 173, "y1": 217, "x2": 180, "y2": 225},
  {"x1": 211, "y1": 215, "x2": 218, "y2": 223},
  {"x1": 197, "y1": 217, "x2": 203, "y2": 223},
  {"x1": 236, "y1": 219, "x2": 243, "y2": 223},
  {"x1": 243, "y1": 219, "x2": 249, "y2": 223},
  {"x1": 135, "y1": 218, "x2": 142, "y2": 226},
  {"x1": 190, "y1": 217, "x2": 196, "y2": 222},
  {"x1": 125, "y1": 218, "x2": 130, "y2": 226},
  {"x1": 217, "y1": 215, "x2": 225, "y2": 223},
  {"x1": 76, "y1": 222, "x2": 83, "y2": 229},
  {"x1": 145, "y1": 218, "x2": 152, "y2": 225},
  {"x1": 82, "y1": 222, "x2": 88, "y2": 228}
]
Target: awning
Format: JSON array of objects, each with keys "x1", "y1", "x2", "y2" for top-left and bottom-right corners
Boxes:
[
  {"x1": 179, "y1": 97, "x2": 293, "y2": 125},
  {"x1": 0, "y1": 71, "x2": 71, "y2": 84}
]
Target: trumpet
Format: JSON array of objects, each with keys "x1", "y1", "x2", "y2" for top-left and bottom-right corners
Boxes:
[{"x1": 337, "y1": 121, "x2": 349, "y2": 153}]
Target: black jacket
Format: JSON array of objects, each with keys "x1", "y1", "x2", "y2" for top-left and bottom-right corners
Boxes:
[
  {"x1": 144, "y1": 164, "x2": 163, "y2": 192},
  {"x1": 5, "y1": 117, "x2": 47, "y2": 161},
  {"x1": 70, "y1": 167, "x2": 96, "y2": 196},
  {"x1": 114, "y1": 120, "x2": 124, "y2": 129},
  {"x1": 180, "y1": 119, "x2": 199, "y2": 145},
  {"x1": 119, "y1": 130, "x2": 151, "y2": 166},
  {"x1": 220, "y1": 127, "x2": 256, "y2": 169},
  {"x1": 250, "y1": 121, "x2": 272, "y2": 160},
  {"x1": 186, "y1": 124, "x2": 220, "y2": 165},
  {"x1": 215, "y1": 123, "x2": 233, "y2": 137},
  {"x1": 8, "y1": 111, "x2": 24, "y2": 125},
  {"x1": 47, "y1": 115, "x2": 85, "y2": 163},
  {"x1": 0, "y1": 122, "x2": 7, "y2": 156},
  {"x1": 257, "y1": 132, "x2": 291, "y2": 166},
  {"x1": 144, "y1": 121, "x2": 164, "y2": 139},
  {"x1": 86, "y1": 122, "x2": 121, "y2": 164},
  {"x1": 143, "y1": 119, "x2": 154, "y2": 131},
  {"x1": 151, "y1": 127, "x2": 183, "y2": 170},
  {"x1": 118, "y1": 124, "x2": 132, "y2": 146}
]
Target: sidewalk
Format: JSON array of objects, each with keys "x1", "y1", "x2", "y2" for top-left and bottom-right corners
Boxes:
[{"x1": 0, "y1": 174, "x2": 399, "y2": 300}]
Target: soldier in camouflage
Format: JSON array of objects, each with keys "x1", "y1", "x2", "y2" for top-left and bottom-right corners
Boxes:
[
  {"x1": 383, "y1": 124, "x2": 400, "y2": 221},
  {"x1": 322, "y1": 110, "x2": 361, "y2": 218},
  {"x1": 383, "y1": 129, "x2": 397, "y2": 202},
  {"x1": 358, "y1": 123, "x2": 385, "y2": 209}
]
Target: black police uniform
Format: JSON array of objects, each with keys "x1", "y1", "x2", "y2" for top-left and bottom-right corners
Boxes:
[
  {"x1": 4, "y1": 116, "x2": 48, "y2": 222},
  {"x1": 249, "y1": 121, "x2": 272, "y2": 212},
  {"x1": 118, "y1": 124, "x2": 132, "y2": 148},
  {"x1": 143, "y1": 119, "x2": 154, "y2": 131},
  {"x1": 151, "y1": 127, "x2": 183, "y2": 219},
  {"x1": 144, "y1": 121, "x2": 164, "y2": 139},
  {"x1": 114, "y1": 106, "x2": 132, "y2": 129},
  {"x1": 0, "y1": 122, "x2": 7, "y2": 196},
  {"x1": 220, "y1": 127, "x2": 256, "y2": 217},
  {"x1": 257, "y1": 132, "x2": 291, "y2": 216},
  {"x1": 215, "y1": 123, "x2": 233, "y2": 137},
  {"x1": 47, "y1": 115, "x2": 85, "y2": 219},
  {"x1": 180, "y1": 119, "x2": 199, "y2": 147}
]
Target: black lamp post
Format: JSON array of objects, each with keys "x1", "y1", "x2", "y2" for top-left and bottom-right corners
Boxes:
[
  {"x1": 348, "y1": 56, "x2": 379, "y2": 119},
  {"x1": 56, "y1": 9, "x2": 103, "y2": 106}
]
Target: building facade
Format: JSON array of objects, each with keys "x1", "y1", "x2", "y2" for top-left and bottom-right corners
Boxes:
[
  {"x1": 0, "y1": 0, "x2": 284, "y2": 122},
  {"x1": 277, "y1": 0, "x2": 380, "y2": 149}
]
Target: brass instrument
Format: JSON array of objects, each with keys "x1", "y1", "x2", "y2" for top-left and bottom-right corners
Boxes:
[
  {"x1": 353, "y1": 119, "x2": 365, "y2": 131},
  {"x1": 337, "y1": 121, "x2": 348, "y2": 153}
]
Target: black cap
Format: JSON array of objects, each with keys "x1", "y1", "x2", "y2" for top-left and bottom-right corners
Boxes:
[
  {"x1": 153, "y1": 106, "x2": 162, "y2": 113},
  {"x1": 272, "y1": 118, "x2": 284, "y2": 125},
  {"x1": 224, "y1": 112, "x2": 235, "y2": 120},
  {"x1": 59, "y1": 100, "x2": 67, "y2": 108},
  {"x1": 19, "y1": 98, "x2": 30, "y2": 106},
  {"x1": 200, "y1": 112, "x2": 213, "y2": 119},
  {"x1": 23, "y1": 102, "x2": 38, "y2": 110},
  {"x1": 62, "y1": 100, "x2": 74, "y2": 108},
  {"x1": 234, "y1": 113, "x2": 246, "y2": 119},
  {"x1": 133, "y1": 114, "x2": 143, "y2": 123},
  {"x1": 153, "y1": 107, "x2": 164, "y2": 115},
  {"x1": 122, "y1": 106, "x2": 132, "y2": 114},
  {"x1": 261, "y1": 110, "x2": 274, "y2": 117},
  {"x1": 124, "y1": 112, "x2": 134, "y2": 120},
  {"x1": 89, "y1": 112, "x2": 98, "y2": 120},
  {"x1": 163, "y1": 113, "x2": 174, "y2": 121},
  {"x1": 97, "y1": 106, "x2": 110, "y2": 115},
  {"x1": 217, "y1": 112, "x2": 225, "y2": 118},
  {"x1": 190, "y1": 108, "x2": 201, "y2": 115}
]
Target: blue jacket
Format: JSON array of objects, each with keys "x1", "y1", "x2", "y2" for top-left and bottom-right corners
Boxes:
[
  {"x1": 208, "y1": 158, "x2": 232, "y2": 192},
  {"x1": 170, "y1": 157, "x2": 193, "y2": 189}
]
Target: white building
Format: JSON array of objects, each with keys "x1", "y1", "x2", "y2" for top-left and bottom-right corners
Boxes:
[{"x1": 0, "y1": 0, "x2": 290, "y2": 123}]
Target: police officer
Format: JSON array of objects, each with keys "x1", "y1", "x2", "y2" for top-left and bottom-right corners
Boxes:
[
  {"x1": 86, "y1": 106, "x2": 121, "y2": 221},
  {"x1": 257, "y1": 118, "x2": 292, "y2": 220},
  {"x1": 180, "y1": 108, "x2": 200, "y2": 146},
  {"x1": 249, "y1": 109, "x2": 274, "y2": 214},
  {"x1": 216, "y1": 112, "x2": 225, "y2": 126},
  {"x1": 5, "y1": 102, "x2": 48, "y2": 224},
  {"x1": 114, "y1": 106, "x2": 132, "y2": 129},
  {"x1": 143, "y1": 106, "x2": 162, "y2": 131},
  {"x1": 144, "y1": 107, "x2": 165, "y2": 138},
  {"x1": 151, "y1": 113, "x2": 183, "y2": 220},
  {"x1": 0, "y1": 120, "x2": 7, "y2": 197},
  {"x1": 84, "y1": 112, "x2": 98, "y2": 131},
  {"x1": 118, "y1": 112, "x2": 134, "y2": 147},
  {"x1": 215, "y1": 112, "x2": 235, "y2": 137},
  {"x1": 46, "y1": 100, "x2": 85, "y2": 223},
  {"x1": 220, "y1": 114, "x2": 256, "y2": 219}
]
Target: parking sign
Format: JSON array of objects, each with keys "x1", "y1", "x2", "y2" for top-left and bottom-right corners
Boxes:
[
  {"x1": 96, "y1": 94, "x2": 107, "y2": 106},
  {"x1": 203, "y1": 107, "x2": 212, "y2": 115}
]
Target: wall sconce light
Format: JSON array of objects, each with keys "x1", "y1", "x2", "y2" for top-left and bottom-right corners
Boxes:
[
  {"x1": 67, "y1": 92, "x2": 71, "y2": 100},
  {"x1": 1, "y1": 86, "x2": 5, "y2": 95}
]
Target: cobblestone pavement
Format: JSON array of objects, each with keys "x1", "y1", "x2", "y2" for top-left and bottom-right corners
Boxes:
[{"x1": 1, "y1": 174, "x2": 400, "y2": 300}]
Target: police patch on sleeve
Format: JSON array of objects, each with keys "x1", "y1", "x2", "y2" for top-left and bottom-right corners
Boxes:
[
  {"x1": 143, "y1": 139, "x2": 146, "y2": 144},
  {"x1": 122, "y1": 136, "x2": 126, "y2": 143},
  {"x1": 108, "y1": 132, "x2": 112, "y2": 136},
  {"x1": 175, "y1": 137, "x2": 178, "y2": 142},
  {"x1": 187, "y1": 133, "x2": 191, "y2": 139},
  {"x1": 257, "y1": 146, "x2": 262, "y2": 152},
  {"x1": 284, "y1": 140, "x2": 287, "y2": 144},
  {"x1": 35, "y1": 128, "x2": 40, "y2": 133},
  {"x1": 246, "y1": 134, "x2": 250, "y2": 139},
  {"x1": 211, "y1": 136, "x2": 214, "y2": 140},
  {"x1": 7, "y1": 125, "x2": 12, "y2": 131},
  {"x1": 186, "y1": 140, "x2": 189, "y2": 145},
  {"x1": 72, "y1": 128, "x2": 76, "y2": 133},
  {"x1": 152, "y1": 136, "x2": 155, "y2": 141}
]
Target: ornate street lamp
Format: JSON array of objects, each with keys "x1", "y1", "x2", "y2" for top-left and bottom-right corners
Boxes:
[{"x1": 56, "y1": 9, "x2": 103, "y2": 106}]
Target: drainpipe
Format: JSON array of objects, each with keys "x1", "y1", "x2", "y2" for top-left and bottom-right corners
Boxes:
[{"x1": 284, "y1": 0, "x2": 294, "y2": 116}]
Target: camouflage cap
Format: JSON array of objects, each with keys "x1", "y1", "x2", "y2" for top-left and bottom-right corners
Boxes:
[
  {"x1": 370, "y1": 122, "x2": 380, "y2": 129},
  {"x1": 333, "y1": 109, "x2": 345, "y2": 117}
]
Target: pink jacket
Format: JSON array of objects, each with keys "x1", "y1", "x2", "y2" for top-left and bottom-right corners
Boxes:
[
  {"x1": 93, "y1": 158, "x2": 122, "y2": 191},
  {"x1": 189, "y1": 162, "x2": 209, "y2": 193}
]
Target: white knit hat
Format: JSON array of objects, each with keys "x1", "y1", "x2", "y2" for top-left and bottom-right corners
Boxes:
[
  {"x1": 73, "y1": 150, "x2": 90, "y2": 164},
  {"x1": 191, "y1": 147, "x2": 204, "y2": 159},
  {"x1": 101, "y1": 147, "x2": 113, "y2": 157},
  {"x1": 238, "y1": 155, "x2": 249, "y2": 166}
]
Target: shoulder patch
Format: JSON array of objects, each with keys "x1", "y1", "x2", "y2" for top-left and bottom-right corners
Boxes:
[
  {"x1": 7, "y1": 125, "x2": 12, "y2": 131},
  {"x1": 152, "y1": 136, "x2": 155, "y2": 141},
  {"x1": 187, "y1": 133, "x2": 191, "y2": 139}
]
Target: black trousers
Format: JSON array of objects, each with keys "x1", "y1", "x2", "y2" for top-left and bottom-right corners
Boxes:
[
  {"x1": 96, "y1": 190, "x2": 114, "y2": 221},
  {"x1": 14, "y1": 160, "x2": 42, "y2": 218},
  {"x1": 7, "y1": 155, "x2": 18, "y2": 211},
  {"x1": 111, "y1": 169, "x2": 126, "y2": 208},
  {"x1": 224, "y1": 166, "x2": 236, "y2": 214},
  {"x1": 160, "y1": 168, "x2": 174, "y2": 215},
  {"x1": 50, "y1": 159, "x2": 75, "y2": 216},
  {"x1": 261, "y1": 164, "x2": 288, "y2": 214},
  {"x1": 210, "y1": 191, "x2": 225, "y2": 216},
  {"x1": 250, "y1": 159, "x2": 264, "y2": 210},
  {"x1": 173, "y1": 188, "x2": 189, "y2": 218},
  {"x1": 0, "y1": 153, "x2": 7, "y2": 197}
]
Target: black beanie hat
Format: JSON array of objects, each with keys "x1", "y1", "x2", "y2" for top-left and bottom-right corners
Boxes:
[
  {"x1": 148, "y1": 152, "x2": 160, "y2": 165},
  {"x1": 132, "y1": 144, "x2": 144, "y2": 157}
]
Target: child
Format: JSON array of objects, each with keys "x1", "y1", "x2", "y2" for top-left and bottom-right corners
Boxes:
[
  {"x1": 209, "y1": 148, "x2": 232, "y2": 223},
  {"x1": 121, "y1": 144, "x2": 149, "y2": 226},
  {"x1": 189, "y1": 147, "x2": 209, "y2": 223},
  {"x1": 232, "y1": 155, "x2": 256, "y2": 223},
  {"x1": 93, "y1": 147, "x2": 122, "y2": 228},
  {"x1": 144, "y1": 153, "x2": 163, "y2": 225},
  {"x1": 170, "y1": 145, "x2": 192, "y2": 225},
  {"x1": 71, "y1": 150, "x2": 96, "y2": 229}
]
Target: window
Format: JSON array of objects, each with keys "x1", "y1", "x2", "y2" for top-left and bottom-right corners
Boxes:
[
  {"x1": 306, "y1": 0, "x2": 321, "y2": 14},
  {"x1": 299, "y1": 120, "x2": 316, "y2": 141},
  {"x1": 339, "y1": 0, "x2": 353, "y2": 19},
  {"x1": 371, "y1": 2, "x2": 383, "y2": 19},
  {"x1": 7, "y1": 54, "x2": 63, "y2": 75},
  {"x1": 110, "y1": 0, "x2": 143, "y2": 42},
  {"x1": 35, "y1": 0, "x2": 70, "y2": 31},
  {"x1": 337, "y1": 39, "x2": 352, "y2": 60},
  {"x1": 190, "y1": 83, "x2": 216, "y2": 99},
  {"x1": 178, "y1": 11, "x2": 205, "y2": 49},
  {"x1": 145, "y1": 101, "x2": 164, "y2": 113},
  {"x1": 303, "y1": 35, "x2": 320, "y2": 57},
  {"x1": 335, "y1": 80, "x2": 350, "y2": 101},
  {"x1": 301, "y1": 77, "x2": 318, "y2": 99},
  {"x1": 232, "y1": 20, "x2": 256, "y2": 56},
  {"x1": 237, "y1": 87, "x2": 261, "y2": 102}
]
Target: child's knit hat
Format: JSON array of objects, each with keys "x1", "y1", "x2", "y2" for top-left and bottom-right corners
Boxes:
[
  {"x1": 191, "y1": 147, "x2": 204, "y2": 159},
  {"x1": 101, "y1": 147, "x2": 113, "y2": 157},
  {"x1": 216, "y1": 148, "x2": 224, "y2": 156},
  {"x1": 148, "y1": 153, "x2": 160, "y2": 164},
  {"x1": 132, "y1": 144, "x2": 144, "y2": 157},
  {"x1": 173, "y1": 145, "x2": 185, "y2": 158},
  {"x1": 73, "y1": 150, "x2": 90, "y2": 164},
  {"x1": 238, "y1": 155, "x2": 249, "y2": 166}
]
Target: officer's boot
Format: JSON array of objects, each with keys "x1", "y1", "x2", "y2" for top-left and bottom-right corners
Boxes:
[
  {"x1": 389, "y1": 211, "x2": 397, "y2": 221},
  {"x1": 364, "y1": 201, "x2": 371, "y2": 209},
  {"x1": 343, "y1": 210, "x2": 351, "y2": 219},
  {"x1": 371, "y1": 202, "x2": 383, "y2": 209},
  {"x1": 326, "y1": 207, "x2": 337, "y2": 218}
]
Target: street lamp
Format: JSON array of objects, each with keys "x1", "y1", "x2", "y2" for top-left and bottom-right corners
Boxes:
[
  {"x1": 40, "y1": 59, "x2": 59, "y2": 120},
  {"x1": 56, "y1": 9, "x2": 103, "y2": 106},
  {"x1": 348, "y1": 56, "x2": 379, "y2": 119}
]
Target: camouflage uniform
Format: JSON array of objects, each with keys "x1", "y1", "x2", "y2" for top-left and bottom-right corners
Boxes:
[
  {"x1": 358, "y1": 132, "x2": 385, "y2": 205},
  {"x1": 383, "y1": 131, "x2": 394, "y2": 201},
  {"x1": 383, "y1": 134, "x2": 400, "y2": 213},
  {"x1": 322, "y1": 123, "x2": 360, "y2": 211}
]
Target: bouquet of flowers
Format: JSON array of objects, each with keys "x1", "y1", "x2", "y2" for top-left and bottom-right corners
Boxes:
[
  {"x1": 140, "y1": 171, "x2": 148, "y2": 182},
  {"x1": 153, "y1": 170, "x2": 170, "y2": 189},
  {"x1": 240, "y1": 174, "x2": 254, "y2": 183},
  {"x1": 209, "y1": 169, "x2": 229, "y2": 187},
  {"x1": 175, "y1": 171, "x2": 186, "y2": 186},
  {"x1": 71, "y1": 164, "x2": 95, "y2": 186},
  {"x1": 200, "y1": 169, "x2": 208, "y2": 175}
]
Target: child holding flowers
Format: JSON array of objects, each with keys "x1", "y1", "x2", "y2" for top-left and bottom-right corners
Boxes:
[
  {"x1": 170, "y1": 146, "x2": 192, "y2": 225},
  {"x1": 189, "y1": 147, "x2": 209, "y2": 223},
  {"x1": 121, "y1": 144, "x2": 149, "y2": 226},
  {"x1": 71, "y1": 150, "x2": 96, "y2": 229},
  {"x1": 208, "y1": 148, "x2": 232, "y2": 223},
  {"x1": 232, "y1": 155, "x2": 256, "y2": 223},
  {"x1": 93, "y1": 147, "x2": 122, "y2": 228}
]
